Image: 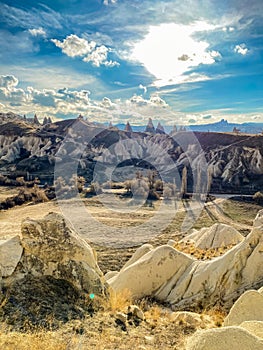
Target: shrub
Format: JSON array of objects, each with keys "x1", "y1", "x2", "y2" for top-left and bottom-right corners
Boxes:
[{"x1": 253, "y1": 191, "x2": 263, "y2": 204}]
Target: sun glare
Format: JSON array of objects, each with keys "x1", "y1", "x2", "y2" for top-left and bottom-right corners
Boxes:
[{"x1": 132, "y1": 22, "x2": 218, "y2": 86}]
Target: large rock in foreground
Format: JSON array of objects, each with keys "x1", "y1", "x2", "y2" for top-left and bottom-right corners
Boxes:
[
  {"x1": 19, "y1": 213, "x2": 104, "y2": 294},
  {"x1": 0, "y1": 235, "x2": 23, "y2": 277},
  {"x1": 1, "y1": 213, "x2": 104, "y2": 295},
  {"x1": 0, "y1": 213, "x2": 105, "y2": 328},
  {"x1": 185, "y1": 326, "x2": 263, "y2": 350},
  {"x1": 224, "y1": 290, "x2": 263, "y2": 326}
]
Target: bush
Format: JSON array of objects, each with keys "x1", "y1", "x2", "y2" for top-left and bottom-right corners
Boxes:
[{"x1": 253, "y1": 191, "x2": 263, "y2": 204}]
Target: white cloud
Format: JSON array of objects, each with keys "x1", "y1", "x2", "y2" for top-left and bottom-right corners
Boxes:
[
  {"x1": 234, "y1": 43, "x2": 249, "y2": 55},
  {"x1": 103, "y1": 0, "x2": 117, "y2": 5},
  {"x1": 28, "y1": 27, "x2": 46, "y2": 37},
  {"x1": 139, "y1": 84, "x2": 147, "y2": 93},
  {"x1": 131, "y1": 22, "x2": 221, "y2": 87},
  {"x1": 51, "y1": 34, "x2": 119, "y2": 67},
  {"x1": 83, "y1": 45, "x2": 119, "y2": 67},
  {"x1": 51, "y1": 34, "x2": 96, "y2": 58},
  {"x1": 2, "y1": 75, "x2": 262, "y2": 126},
  {"x1": 0, "y1": 75, "x2": 19, "y2": 89}
]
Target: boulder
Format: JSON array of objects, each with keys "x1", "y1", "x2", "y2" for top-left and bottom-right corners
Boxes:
[
  {"x1": 180, "y1": 223, "x2": 244, "y2": 249},
  {"x1": 0, "y1": 235, "x2": 23, "y2": 277},
  {"x1": 3, "y1": 213, "x2": 104, "y2": 295},
  {"x1": 224, "y1": 290, "x2": 263, "y2": 326},
  {"x1": 258, "y1": 286, "x2": 263, "y2": 294},
  {"x1": 185, "y1": 326, "x2": 263, "y2": 350}
]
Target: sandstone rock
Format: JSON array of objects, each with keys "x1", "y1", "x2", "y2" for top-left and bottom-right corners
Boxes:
[
  {"x1": 170, "y1": 311, "x2": 210, "y2": 328},
  {"x1": 240, "y1": 321, "x2": 263, "y2": 338},
  {"x1": 104, "y1": 270, "x2": 119, "y2": 281},
  {"x1": 7, "y1": 213, "x2": 104, "y2": 294},
  {"x1": 185, "y1": 326, "x2": 263, "y2": 350},
  {"x1": 167, "y1": 239, "x2": 176, "y2": 246},
  {"x1": 180, "y1": 223, "x2": 243, "y2": 249},
  {"x1": 121, "y1": 244, "x2": 153, "y2": 270},
  {"x1": 109, "y1": 210, "x2": 263, "y2": 309},
  {"x1": 0, "y1": 235, "x2": 23, "y2": 277},
  {"x1": 254, "y1": 209, "x2": 263, "y2": 228},
  {"x1": 258, "y1": 286, "x2": 263, "y2": 294},
  {"x1": 108, "y1": 245, "x2": 194, "y2": 299},
  {"x1": 224, "y1": 290, "x2": 263, "y2": 326},
  {"x1": 144, "y1": 335, "x2": 155, "y2": 344},
  {"x1": 116, "y1": 312, "x2": 127, "y2": 324},
  {"x1": 127, "y1": 305, "x2": 144, "y2": 320}
]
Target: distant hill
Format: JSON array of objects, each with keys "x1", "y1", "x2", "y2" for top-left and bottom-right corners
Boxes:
[{"x1": 115, "y1": 119, "x2": 263, "y2": 134}]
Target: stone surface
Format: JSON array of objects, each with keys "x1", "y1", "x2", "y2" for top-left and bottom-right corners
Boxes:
[
  {"x1": 170, "y1": 311, "x2": 210, "y2": 328},
  {"x1": 224, "y1": 290, "x2": 263, "y2": 326},
  {"x1": 0, "y1": 235, "x2": 23, "y2": 277},
  {"x1": 240, "y1": 321, "x2": 263, "y2": 339},
  {"x1": 3, "y1": 213, "x2": 104, "y2": 295},
  {"x1": 121, "y1": 244, "x2": 153, "y2": 270},
  {"x1": 180, "y1": 223, "x2": 244, "y2": 249},
  {"x1": 109, "y1": 210, "x2": 263, "y2": 309},
  {"x1": 108, "y1": 245, "x2": 194, "y2": 299},
  {"x1": 104, "y1": 270, "x2": 119, "y2": 281},
  {"x1": 127, "y1": 305, "x2": 144, "y2": 320},
  {"x1": 185, "y1": 326, "x2": 263, "y2": 350},
  {"x1": 254, "y1": 209, "x2": 263, "y2": 228}
]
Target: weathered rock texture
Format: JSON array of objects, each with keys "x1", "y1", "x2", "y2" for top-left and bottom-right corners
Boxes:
[
  {"x1": 1, "y1": 213, "x2": 104, "y2": 295},
  {"x1": 185, "y1": 326, "x2": 263, "y2": 350},
  {"x1": 180, "y1": 223, "x2": 244, "y2": 249},
  {"x1": 224, "y1": 290, "x2": 263, "y2": 326},
  {"x1": 0, "y1": 213, "x2": 105, "y2": 328},
  {"x1": 109, "y1": 210, "x2": 263, "y2": 310}
]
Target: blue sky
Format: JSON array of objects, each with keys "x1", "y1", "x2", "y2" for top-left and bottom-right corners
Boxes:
[{"x1": 0, "y1": 0, "x2": 262, "y2": 125}]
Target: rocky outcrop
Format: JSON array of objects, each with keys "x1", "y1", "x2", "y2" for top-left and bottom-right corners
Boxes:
[
  {"x1": 145, "y1": 118, "x2": 155, "y2": 133},
  {"x1": 224, "y1": 290, "x2": 263, "y2": 326},
  {"x1": 0, "y1": 213, "x2": 105, "y2": 328},
  {"x1": 124, "y1": 121, "x2": 133, "y2": 132},
  {"x1": 180, "y1": 223, "x2": 244, "y2": 249},
  {"x1": 108, "y1": 245, "x2": 194, "y2": 299},
  {"x1": 108, "y1": 210, "x2": 263, "y2": 309},
  {"x1": 0, "y1": 116, "x2": 263, "y2": 192},
  {"x1": 0, "y1": 235, "x2": 23, "y2": 277},
  {"x1": 186, "y1": 285, "x2": 263, "y2": 349},
  {"x1": 1, "y1": 213, "x2": 104, "y2": 295},
  {"x1": 185, "y1": 326, "x2": 263, "y2": 350}
]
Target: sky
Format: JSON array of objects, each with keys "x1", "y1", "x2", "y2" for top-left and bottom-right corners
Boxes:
[{"x1": 0, "y1": 0, "x2": 262, "y2": 125}]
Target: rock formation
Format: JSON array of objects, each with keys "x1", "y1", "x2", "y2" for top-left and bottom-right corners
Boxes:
[
  {"x1": 186, "y1": 326, "x2": 263, "y2": 350},
  {"x1": 124, "y1": 121, "x2": 133, "y2": 132},
  {"x1": 145, "y1": 118, "x2": 155, "y2": 133},
  {"x1": 224, "y1": 289, "x2": 263, "y2": 326},
  {"x1": 0, "y1": 213, "x2": 104, "y2": 295},
  {"x1": 156, "y1": 122, "x2": 165, "y2": 134},
  {"x1": 180, "y1": 223, "x2": 244, "y2": 249},
  {"x1": 186, "y1": 285, "x2": 263, "y2": 349},
  {"x1": 108, "y1": 210, "x2": 263, "y2": 310}
]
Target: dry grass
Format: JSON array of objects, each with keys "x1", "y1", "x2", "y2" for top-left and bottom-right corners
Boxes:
[
  {"x1": 222, "y1": 199, "x2": 262, "y2": 226},
  {"x1": 173, "y1": 241, "x2": 236, "y2": 260}
]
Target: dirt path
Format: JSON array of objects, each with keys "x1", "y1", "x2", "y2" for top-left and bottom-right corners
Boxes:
[{"x1": 204, "y1": 198, "x2": 252, "y2": 231}]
